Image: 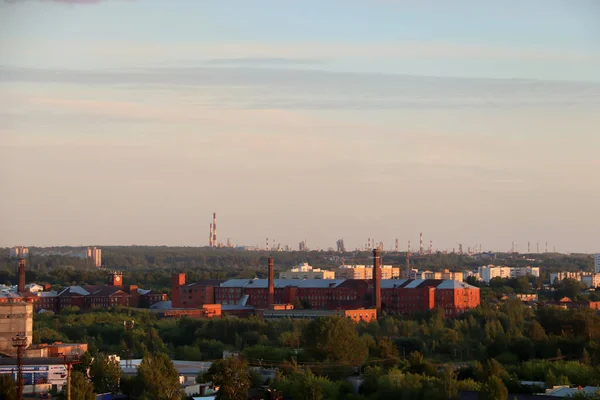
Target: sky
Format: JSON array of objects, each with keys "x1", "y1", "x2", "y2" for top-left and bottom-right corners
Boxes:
[{"x1": 0, "y1": 0, "x2": 599, "y2": 253}]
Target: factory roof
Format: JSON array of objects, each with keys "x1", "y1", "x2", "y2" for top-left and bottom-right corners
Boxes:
[
  {"x1": 219, "y1": 279, "x2": 346, "y2": 289},
  {"x1": 217, "y1": 278, "x2": 478, "y2": 290},
  {"x1": 436, "y1": 280, "x2": 478, "y2": 289},
  {"x1": 187, "y1": 280, "x2": 227, "y2": 287},
  {"x1": 58, "y1": 286, "x2": 90, "y2": 297}
]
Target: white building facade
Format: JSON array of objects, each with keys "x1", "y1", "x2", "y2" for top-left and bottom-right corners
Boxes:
[
  {"x1": 478, "y1": 265, "x2": 539, "y2": 283},
  {"x1": 278, "y1": 263, "x2": 335, "y2": 280}
]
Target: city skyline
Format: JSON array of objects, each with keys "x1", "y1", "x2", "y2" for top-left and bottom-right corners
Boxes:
[{"x1": 1, "y1": 1, "x2": 599, "y2": 252}]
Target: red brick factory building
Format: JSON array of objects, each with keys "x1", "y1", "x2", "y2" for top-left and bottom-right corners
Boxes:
[
  {"x1": 171, "y1": 250, "x2": 480, "y2": 318},
  {"x1": 0, "y1": 260, "x2": 166, "y2": 313}
]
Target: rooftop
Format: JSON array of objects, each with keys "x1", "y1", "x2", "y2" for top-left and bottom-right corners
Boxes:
[{"x1": 217, "y1": 279, "x2": 478, "y2": 290}]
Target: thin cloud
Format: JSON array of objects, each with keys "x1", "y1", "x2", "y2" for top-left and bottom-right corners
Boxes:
[{"x1": 204, "y1": 57, "x2": 325, "y2": 66}]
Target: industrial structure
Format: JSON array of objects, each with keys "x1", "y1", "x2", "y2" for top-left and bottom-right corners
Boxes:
[
  {"x1": 1, "y1": 260, "x2": 165, "y2": 313},
  {"x1": 171, "y1": 254, "x2": 480, "y2": 318},
  {"x1": 336, "y1": 238, "x2": 346, "y2": 253},
  {"x1": 0, "y1": 302, "x2": 33, "y2": 357}
]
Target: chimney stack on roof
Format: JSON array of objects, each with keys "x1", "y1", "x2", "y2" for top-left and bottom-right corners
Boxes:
[
  {"x1": 373, "y1": 249, "x2": 381, "y2": 313},
  {"x1": 18, "y1": 258, "x2": 26, "y2": 293},
  {"x1": 268, "y1": 257, "x2": 275, "y2": 307}
]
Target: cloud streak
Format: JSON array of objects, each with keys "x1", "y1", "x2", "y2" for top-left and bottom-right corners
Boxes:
[{"x1": 3, "y1": 66, "x2": 599, "y2": 111}]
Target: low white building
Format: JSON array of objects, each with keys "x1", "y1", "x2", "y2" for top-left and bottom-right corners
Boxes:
[
  {"x1": 279, "y1": 263, "x2": 335, "y2": 280},
  {"x1": 409, "y1": 269, "x2": 463, "y2": 282},
  {"x1": 334, "y1": 264, "x2": 400, "y2": 279}
]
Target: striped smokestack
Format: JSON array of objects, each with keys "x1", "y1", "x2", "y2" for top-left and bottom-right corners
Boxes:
[
  {"x1": 213, "y1": 213, "x2": 217, "y2": 247},
  {"x1": 419, "y1": 233, "x2": 423, "y2": 254},
  {"x1": 373, "y1": 249, "x2": 381, "y2": 312},
  {"x1": 268, "y1": 257, "x2": 275, "y2": 307},
  {"x1": 18, "y1": 258, "x2": 26, "y2": 293},
  {"x1": 209, "y1": 223, "x2": 213, "y2": 247}
]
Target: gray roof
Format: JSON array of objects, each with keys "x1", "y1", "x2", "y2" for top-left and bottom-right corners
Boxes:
[
  {"x1": 58, "y1": 286, "x2": 90, "y2": 296},
  {"x1": 35, "y1": 291, "x2": 58, "y2": 298},
  {"x1": 218, "y1": 278, "x2": 478, "y2": 290},
  {"x1": 380, "y1": 279, "x2": 409, "y2": 289},
  {"x1": 219, "y1": 279, "x2": 346, "y2": 289},
  {"x1": 436, "y1": 280, "x2": 478, "y2": 290},
  {"x1": 547, "y1": 386, "x2": 599, "y2": 397},
  {"x1": 150, "y1": 301, "x2": 172, "y2": 309}
]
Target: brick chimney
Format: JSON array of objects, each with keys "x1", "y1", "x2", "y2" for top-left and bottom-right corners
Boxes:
[
  {"x1": 18, "y1": 258, "x2": 26, "y2": 293},
  {"x1": 373, "y1": 249, "x2": 381, "y2": 312},
  {"x1": 268, "y1": 258, "x2": 275, "y2": 307}
]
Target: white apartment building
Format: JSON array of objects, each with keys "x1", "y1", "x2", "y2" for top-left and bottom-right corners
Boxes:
[
  {"x1": 551, "y1": 271, "x2": 600, "y2": 288},
  {"x1": 408, "y1": 269, "x2": 463, "y2": 282},
  {"x1": 87, "y1": 247, "x2": 102, "y2": 268},
  {"x1": 511, "y1": 266, "x2": 540, "y2": 279},
  {"x1": 478, "y1": 265, "x2": 539, "y2": 283},
  {"x1": 582, "y1": 274, "x2": 600, "y2": 288},
  {"x1": 550, "y1": 271, "x2": 583, "y2": 284},
  {"x1": 278, "y1": 263, "x2": 335, "y2": 280},
  {"x1": 9, "y1": 246, "x2": 29, "y2": 258},
  {"x1": 333, "y1": 265, "x2": 400, "y2": 280}
]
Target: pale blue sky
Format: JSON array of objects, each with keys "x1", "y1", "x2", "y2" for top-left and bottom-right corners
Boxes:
[{"x1": 0, "y1": 0, "x2": 599, "y2": 252}]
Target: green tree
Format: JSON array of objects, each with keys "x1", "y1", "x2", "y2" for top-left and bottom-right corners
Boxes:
[
  {"x1": 438, "y1": 365, "x2": 459, "y2": 400},
  {"x1": 73, "y1": 352, "x2": 93, "y2": 375},
  {"x1": 204, "y1": 356, "x2": 251, "y2": 400},
  {"x1": 545, "y1": 369, "x2": 556, "y2": 389},
  {"x1": 69, "y1": 371, "x2": 96, "y2": 400},
  {"x1": 89, "y1": 353, "x2": 121, "y2": 394},
  {"x1": 135, "y1": 353, "x2": 182, "y2": 400},
  {"x1": 479, "y1": 376, "x2": 508, "y2": 400},
  {"x1": 272, "y1": 368, "x2": 331, "y2": 400},
  {"x1": 377, "y1": 337, "x2": 399, "y2": 362},
  {"x1": 0, "y1": 374, "x2": 18, "y2": 400},
  {"x1": 304, "y1": 316, "x2": 368, "y2": 366},
  {"x1": 527, "y1": 320, "x2": 548, "y2": 342}
]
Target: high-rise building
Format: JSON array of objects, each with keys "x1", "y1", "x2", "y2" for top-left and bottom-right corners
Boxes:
[
  {"x1": 336, "y1": 239, "x2": 346, "y2": 253},
  {"x1": 9, "y1": 246, "x2": 28, "y2": 259},
  {"x1": 87, "y1": 247, "x2": 102, "y2": 268},
  {"x1": 595, "y1": 254, "x2": 600, "y2": 274}
]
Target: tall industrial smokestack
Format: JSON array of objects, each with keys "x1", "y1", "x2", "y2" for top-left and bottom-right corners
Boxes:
[
  {"x1": 18, "y1": 258, "x2": 26, "y2": 293},
  {"x1": 212, "y1": 213, "x2": 217, "y2": 247},
  {"x1": 429, "y1": 240, "x2": 433, "y2": 255},
  {"x1": 268, "y1": 257, "x2": 275, "y2": 307},
  {"x1": 209, "y1": 223, "x2": 213, "y2": 247},
  {"x1": 395, "y1": 238, "x2": 399, "y2": 252},
  {"x1": 419, "y1": 233, "x2": 423, "y2": 254},
  {"x1": 373, "y1": 249, "x2": 381, "y2": 312}
]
